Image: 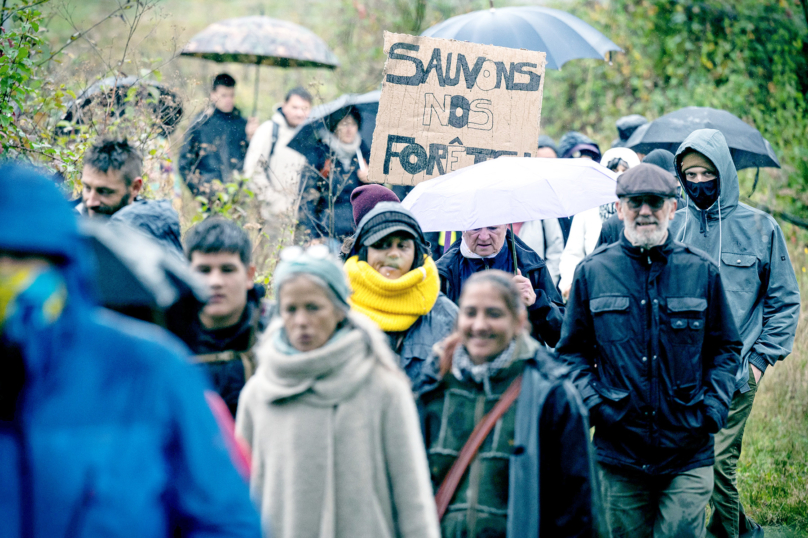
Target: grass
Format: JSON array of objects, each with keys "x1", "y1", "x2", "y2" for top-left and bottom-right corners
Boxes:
[{"x1": 738, "y1": 239, "x2": 808, "y2": 532}]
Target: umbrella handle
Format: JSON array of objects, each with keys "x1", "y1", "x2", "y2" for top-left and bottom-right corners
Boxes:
[
  {"x1": 252, "y1": 62, "x2": 260, "y2": 118},
  {"x1": 509, "y1": 223, "x2": 518, "y2": 275}
]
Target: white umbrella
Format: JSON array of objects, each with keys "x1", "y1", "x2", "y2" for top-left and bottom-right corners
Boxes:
[{"x1": 401, "y1": 157, "x2": 619, "y2": 232}]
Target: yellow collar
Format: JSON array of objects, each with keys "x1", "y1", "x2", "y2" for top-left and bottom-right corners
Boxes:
[{"x1": 344, "y1": 255, "x2": 440, "y2": 332}]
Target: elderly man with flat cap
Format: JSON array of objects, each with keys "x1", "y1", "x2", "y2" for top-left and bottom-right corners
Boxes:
[{"x1": 557, "y1": 164, "x2": 742, "y2": 538}]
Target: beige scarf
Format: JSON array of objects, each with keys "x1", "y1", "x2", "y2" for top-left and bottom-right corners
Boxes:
[{"x1": 255, "y1": 312, "x2": 401, "y2": 538}]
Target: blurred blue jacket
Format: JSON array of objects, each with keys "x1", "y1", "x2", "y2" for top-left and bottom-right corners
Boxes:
[{"x1": 0, "y1": 165, "x2": 262, "y2": 538}]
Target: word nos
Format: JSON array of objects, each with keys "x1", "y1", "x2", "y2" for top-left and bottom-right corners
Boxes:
[
  {"x1": 369, "y1": 32, "x2": 546, "y2": 186},
  {"x1": 386, "y1": 43, "x2": 542, "y2": 92},
  {"x1": 383, "y1": 135, "x2": 531, "y2": 176}
]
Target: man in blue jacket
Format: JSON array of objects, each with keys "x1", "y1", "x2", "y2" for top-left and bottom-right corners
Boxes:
[
  {"x1": 670, "y1": 129, "x2": 801, "y2": 538},
  {"x1": 0, "y1": 165, "x2": 262, "y2": 537}
]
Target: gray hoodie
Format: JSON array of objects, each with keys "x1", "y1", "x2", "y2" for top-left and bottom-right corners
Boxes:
[{"x1": 670, "y1": 129, "x2": 800, "y2": 392}]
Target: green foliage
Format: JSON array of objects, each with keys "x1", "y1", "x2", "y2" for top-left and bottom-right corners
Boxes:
[{"x1": 543, "y1": 0, "x2": 808, "y2": 218}]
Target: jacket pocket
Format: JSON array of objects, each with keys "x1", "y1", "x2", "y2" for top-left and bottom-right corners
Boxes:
[
  {"x1": 720, "y1": 253, "x2": 760, "y2": 292},
  {"x1": 590, "y1": 296, "x2": 632, "y2": 343},
  {"x1": 667, "y1": 297, "x2": 707, "y2": 346},
  {"x1": 592, "y1": 380, "x2": 631, "y2": 425},
  {"x1": 669, "y1": 384, "x2": 706, "y2": 431}
]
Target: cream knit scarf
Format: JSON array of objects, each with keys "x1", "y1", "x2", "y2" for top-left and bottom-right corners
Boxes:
[
  {"x1": 344, "y1": 255, "x2": 440, "y2": 332},
  {"x1": 318, "y1": 127, "x2": 363, "y2": 170},
  {"x1": 256, "y1": 312, "x2": 400, "y2": 537}
]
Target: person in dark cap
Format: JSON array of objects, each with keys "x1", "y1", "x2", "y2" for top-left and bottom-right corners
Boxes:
[
  {"x1": 596, "y1": 149, "x2": 682, "y2": 247},
  {"x1": 556, "y1": 132, "x2": 603, "y2": 243},
  {"x1": 557, "y1": 131, "x2": 602, "y2": 161},
  {"x1": 342, "y1": 202, "x2": 457, "y2": 384},
  {"x1": 536, "y1": 134, "x2": 559, "y2": 158},
  {"x1": 612, "y1": 114, "x2": 649, "y2": 148},
  {"x1": 556, "y1": 163, "x2": 741, "y2": 538}
]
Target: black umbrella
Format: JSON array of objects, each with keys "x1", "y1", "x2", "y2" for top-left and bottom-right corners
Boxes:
[
  {"x1": 287, "y1": 90, "x2": 380, "y2": 165},
  {"x1": 625, "y1": 107, "x2": 781, "y2": 171},
  {"x1": 421, "y1": 5, "x2": 622, "y2": 70},
  {"x1": 59, "y1": 76, "x2": 183, "y2": 137},
  {"x1": 81, "y1": 220, "x2": 209, "y2": 342}
]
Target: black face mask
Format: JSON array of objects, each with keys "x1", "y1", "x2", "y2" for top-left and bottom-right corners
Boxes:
[{"x1": 685, "y1": 179, "x2": 719, "y2": 210}]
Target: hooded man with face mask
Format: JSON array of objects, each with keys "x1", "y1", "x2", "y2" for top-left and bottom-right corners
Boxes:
[{"x1": 670, "y1": 129, "x2": 801, "y2": 538}]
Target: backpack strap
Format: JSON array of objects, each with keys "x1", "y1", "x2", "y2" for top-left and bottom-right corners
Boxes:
[
  {"x1": 435, "y1": 374, "x2": 523, "y2": 520},
  {"x1": 267, "y1": 120, "x2": 280, "y2": 160}
]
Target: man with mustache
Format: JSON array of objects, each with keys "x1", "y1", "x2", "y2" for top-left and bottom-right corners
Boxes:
[
  {"x1": 557, "y1": 164, "x2": 742, "y2": 538},
  {"x1": 79, "y1": 138, "x2": 144, "y2": 218}
]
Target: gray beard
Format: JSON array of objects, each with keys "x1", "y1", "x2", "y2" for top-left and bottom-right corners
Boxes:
[{"x1": 624, "y1": 219, "x2": 669, "y2": 249}]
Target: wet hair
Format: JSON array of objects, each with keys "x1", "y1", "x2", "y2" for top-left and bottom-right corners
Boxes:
[
  {"x1": 439, "y1": 270, "x2": 526, "y2": 376},
  {"x1": 184, "y1": 217, "x2": 251, "y2": 266},
  {"x1": 83, "y1": 138, "x2": 142, "y2": 187},
  {"x1": 285, "y1": 86, "x2": 313, "y2": 104},
  {"x1": 212, "y1": 73, "x2": 236, "y2": 91},
  {"x1": 356, "y1": 230, "x2": 429, "y2": 270}
]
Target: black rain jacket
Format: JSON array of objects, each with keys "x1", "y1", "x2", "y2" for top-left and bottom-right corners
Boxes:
[{"x1": 556, "y1": 232, "x2": 741, "y2": 475}]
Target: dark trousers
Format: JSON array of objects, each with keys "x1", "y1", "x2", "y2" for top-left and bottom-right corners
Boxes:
[
  {"x1": 707, "y1": 369, "x2": 759, "y2": 538},
  {"x1": 600, "y1": 464, "x2": 713, "y2": 538}
]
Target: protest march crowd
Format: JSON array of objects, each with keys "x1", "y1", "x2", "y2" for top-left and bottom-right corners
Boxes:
[{"x1": 1, "y1": 31, "x2": 803, "y2": 538}]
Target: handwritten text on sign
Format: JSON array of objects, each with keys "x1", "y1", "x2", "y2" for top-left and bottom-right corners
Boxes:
[{"x1": 369, "y1": 32, "x2": 546, "y2": 186}]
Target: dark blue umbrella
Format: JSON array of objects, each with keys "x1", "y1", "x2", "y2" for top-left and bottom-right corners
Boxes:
[
  {"x1": 421, "y1": 6, "x2": 622, "y2": 70},
  {"x1": 287, "y1": 90, "x2": 380, "y2": 165},
  {"x1": 625, "y1": 107, "x2": 781, "y2": 171}
]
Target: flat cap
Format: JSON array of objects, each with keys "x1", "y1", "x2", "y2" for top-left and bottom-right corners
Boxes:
[{"x1": 615, "y1": 163, "x2": 679, "y2": 198}]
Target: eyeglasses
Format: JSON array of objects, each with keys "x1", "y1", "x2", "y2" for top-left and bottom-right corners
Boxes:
[
  {"x1": 625, "y1": 195, "x2": 667, "y2": 211},
  {"x1": 279, "y1": 243, "x2": 332, "y2": 262}
]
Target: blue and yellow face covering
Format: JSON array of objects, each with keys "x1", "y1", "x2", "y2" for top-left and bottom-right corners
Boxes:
[{"x1": 0, "y1": 259, "x2": 67, "y2": 338}]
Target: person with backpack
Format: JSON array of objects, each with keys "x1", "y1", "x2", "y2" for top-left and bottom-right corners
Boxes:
[
  {"x1": 417, "y1": 270, "x2": 598, "y2": 538},
  {"x1": 243, "y1": 87, "x2": 313, "y2": 221}
]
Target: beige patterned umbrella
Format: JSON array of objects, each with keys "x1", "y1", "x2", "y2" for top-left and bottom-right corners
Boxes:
[{"x1": 181, "y1": 16, "x2": 340, "y2": 113}]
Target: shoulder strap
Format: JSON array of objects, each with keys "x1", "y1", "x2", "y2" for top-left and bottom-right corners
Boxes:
[
  {"x1": 435, "y1": 374, "x2": 523, "y2": 520},
  {"x1": 267, "y1": 121, "x2": 280, "y2": 160}
]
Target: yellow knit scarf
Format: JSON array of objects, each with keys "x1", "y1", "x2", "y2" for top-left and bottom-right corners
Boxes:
[{"x1": 344, "y1": 255, "x2": 440, "y2": 332}]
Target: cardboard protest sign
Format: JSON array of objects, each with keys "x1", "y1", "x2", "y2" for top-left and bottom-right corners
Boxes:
[{"x1": 369, "y1": 32, "x2": 546, "y2": 186}]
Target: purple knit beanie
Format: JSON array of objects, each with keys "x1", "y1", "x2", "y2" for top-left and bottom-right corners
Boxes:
[{"x1": 350, "y1": 184, "x2": 400, "y2": 225}]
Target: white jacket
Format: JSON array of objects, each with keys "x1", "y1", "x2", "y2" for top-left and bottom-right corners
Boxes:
[
  {"x1": 243, "y1": 110, "x2": 309, "y2": 217},
  {"x1": 558, "y1": 208, "x2": 602, "y2": 294}
]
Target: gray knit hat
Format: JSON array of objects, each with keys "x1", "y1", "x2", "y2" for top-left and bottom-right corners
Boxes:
[{"x1": 354, "y1": 202, "x2": 427, "y2": 248}]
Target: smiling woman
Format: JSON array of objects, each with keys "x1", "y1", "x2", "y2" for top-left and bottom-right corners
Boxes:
[{"x1": 416, "y1": 270, "x2": 599, "y2": 537}]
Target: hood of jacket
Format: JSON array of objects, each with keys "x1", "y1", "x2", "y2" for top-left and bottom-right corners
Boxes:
[
  {"x1": 110, "y1": 199, "x2": 183, "y2": 255},
  {"x1": 675, "y1": 128, "x2": 739, "y2": 227},
  {"x1": 0, "y1": 165, "x2": 97, "y2": 377},
  {"x1": 671, "y1": 130, "x2": 801, "y2": 392}
]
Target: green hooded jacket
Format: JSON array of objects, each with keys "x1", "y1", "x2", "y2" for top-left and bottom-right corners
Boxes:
[{"x1": 670, "y1": 129, "x2": 800, "y2": 392}]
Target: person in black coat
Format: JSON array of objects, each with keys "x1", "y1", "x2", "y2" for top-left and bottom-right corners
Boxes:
[
  {"x1": 436, "y1": 226, "x2": 565, "y2": 347},
  {"x1": 178, "y1": 73, "x2": 257, "y2": 198},
  {"x1": 556, "y1": 164, "x2": 741, "y2": 537},
  {"x1": 183, "y1": 217, "x2": 267, "y2": 417},
  {"x1": 298, "y1": 108, "x2": 374, "y2": 243}
]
